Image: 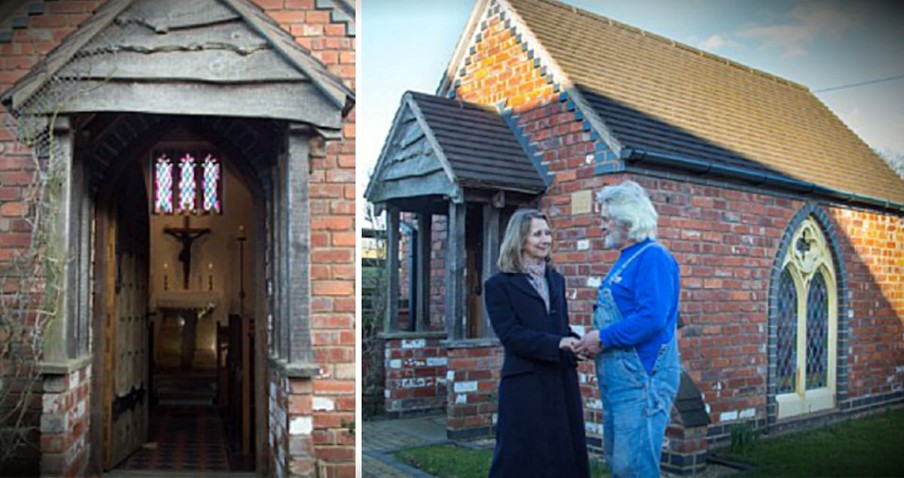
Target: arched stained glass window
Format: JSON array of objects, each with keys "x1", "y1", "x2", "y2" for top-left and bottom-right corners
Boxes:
[
  {"x1": 152, "y1": 150, "x2": 223, "y2": 216},
  {"x1": 774, "y1": 216, "x2": 837, "y2": 419}
]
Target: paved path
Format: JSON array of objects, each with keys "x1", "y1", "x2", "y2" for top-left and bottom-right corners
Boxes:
[{"x1": 362, "y1": 415, "x2": 449, "y2": 478}]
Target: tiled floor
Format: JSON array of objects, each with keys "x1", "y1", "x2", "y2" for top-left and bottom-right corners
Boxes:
[{"x1": 120, "y1": 406, "x2": 230, "y2": 473}]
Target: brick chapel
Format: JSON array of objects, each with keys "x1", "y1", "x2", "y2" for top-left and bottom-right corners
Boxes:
[{"x1": 365, "y1": 0, "x2": 904, "y2": 473}]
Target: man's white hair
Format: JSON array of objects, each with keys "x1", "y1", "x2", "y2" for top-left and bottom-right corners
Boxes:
[{"x1": 596, "y1": 180, "x2": 658, "y2": 241}]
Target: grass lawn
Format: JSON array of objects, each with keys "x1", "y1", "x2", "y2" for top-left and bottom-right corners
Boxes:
[
  {"x1": 724, "y1": 407, "x2": 904, "y2": 477},
  {"x1": 393, "y1": 408, "x2": 904, "y2": 477},
  {"x1": 393, "y1": 445, "x2": 610, "y2": 478}
]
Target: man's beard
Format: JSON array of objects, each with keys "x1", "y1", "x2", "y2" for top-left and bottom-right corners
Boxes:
[{"x1": 604, "y1": 228, "x2": 623, "y2": 250}]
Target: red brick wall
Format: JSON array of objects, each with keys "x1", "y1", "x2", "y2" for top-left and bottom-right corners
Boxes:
[
  {"x1": 446, "y1": 345, "x2": 502, "y2": 439},
  {"x1": 383, "y1": 336, "x2": 448, "y2": 415},
  {"x1": 40, "y1": 365, "x2": 91, "y2": 477},
  {"x1": 1, "y1": 1, "x2": 94, "y2": 262},
  {"x1": 269, "y1": 369, "x2": 354, "y2": 478},
  {"x1": 648, "y1": 181, "x2": 799, "y2": 424},
  {"x1": 258, "y1": 4, "x2": 357, "y2": 473},
  {"x1": 0, "y1": 1, "x2": 356, "y2": 476},
  {"x1": 829, "y1": 209, "x2": 904, "y2": 397}
]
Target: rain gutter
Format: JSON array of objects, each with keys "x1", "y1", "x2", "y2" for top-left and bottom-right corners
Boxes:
[{"x1": 622, "y1": 148, "x2": 904, "y2": 214}]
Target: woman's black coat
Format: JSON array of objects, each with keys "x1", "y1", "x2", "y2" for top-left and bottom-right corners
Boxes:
[{"x1": 485, "y1": 268, "x2": 590, "y2": 478}]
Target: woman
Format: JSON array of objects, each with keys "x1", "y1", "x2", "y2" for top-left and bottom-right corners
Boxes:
[{"x1": 484, "y1": 209, "x2": 590, "y2": 478}]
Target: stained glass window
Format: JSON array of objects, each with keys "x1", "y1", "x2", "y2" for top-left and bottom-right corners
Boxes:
[
  {"x1": 776, "y1": 268, "x2": 797, "y2": 394},
  {"x1": 773, "y1": 216, "x2": 837, "y2": 420},
  {"x1": 178, "y1": 154, "x2": 197, "y2": 213},
  {"x1": 154, "y1": 154, "x2": 174, "y2": 214},
  {"x1": 202, "y1": 155, "x2": 221, "y2": 213},
  {"x1": 152, "y1": 151, "x2": 223, "y2": 215},
  {"x1": 806, "y1": 271, "x2": 829, "y2": 389}
]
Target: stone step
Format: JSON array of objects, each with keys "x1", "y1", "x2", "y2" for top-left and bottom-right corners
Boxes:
[
  {"x1": 104, "y1": 470, "x2": 257, "y2": 477},
  {"x1": 154, "y1": 374, "x2": 218, "y2": 406}
]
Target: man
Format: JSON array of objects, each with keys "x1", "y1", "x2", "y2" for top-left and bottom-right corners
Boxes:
[{"x1": 575, "y1": 180, "x2": 681, "y2": 477}]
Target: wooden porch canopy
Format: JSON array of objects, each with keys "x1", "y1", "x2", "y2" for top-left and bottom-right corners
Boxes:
[
  {"x1": 0, "y1": 0, "x2": 354, "y2": 129},
  {"x1": 365, "y1": 91, "x2": 545, "y2": 339}
]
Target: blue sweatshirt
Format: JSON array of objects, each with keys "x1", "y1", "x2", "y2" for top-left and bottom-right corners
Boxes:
[{"x1": 599, "y1": 238, "x2": 680, "y2": 374}]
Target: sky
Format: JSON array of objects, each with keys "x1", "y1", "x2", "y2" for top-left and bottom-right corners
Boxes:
[{"x1": 357, "y1": 0, "x2": 904, "y2": 212}]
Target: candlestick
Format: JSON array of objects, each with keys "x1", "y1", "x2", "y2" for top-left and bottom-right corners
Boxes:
[
  {"x1": 237, "y1": 232, "x2": 247, "y2": 316},
  {"x1": 163, "y1": 263, "x2": 169, "y2": 291},
  {"x1": 208, "y1": 263, "x2": 214, "y2": 291}
]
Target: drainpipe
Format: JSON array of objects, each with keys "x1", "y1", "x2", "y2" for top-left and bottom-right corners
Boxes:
[
  {"x1": 622, "y1": 148, "x2": 904, "y2": 213},
  {"x1": 400, "y1": 221, "x2": 417, "y2": 332}
]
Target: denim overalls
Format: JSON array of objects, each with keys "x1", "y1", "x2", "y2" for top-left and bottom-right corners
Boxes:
[{"x1": 593, "y1": 243, "x2": 681, "y2": 478}]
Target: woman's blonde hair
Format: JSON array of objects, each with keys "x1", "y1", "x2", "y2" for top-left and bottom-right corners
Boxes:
[
  {"x1": 596, "y1": 180, "x2": 658, "y2": 241},
  {"x1": 497, "y1": 209, "x2": 554, "y2": 273}
]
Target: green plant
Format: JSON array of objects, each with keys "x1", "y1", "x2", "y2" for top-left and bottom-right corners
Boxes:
[
  {"x1": 729, "y1": 421, "x2": 760, "y2": 455},
  {"x1": 723, "y1": 408, "x2": 904, "y2": 477}
]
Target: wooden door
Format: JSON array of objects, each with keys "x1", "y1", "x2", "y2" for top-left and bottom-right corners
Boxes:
[{"x1": 103, "y1": 168, "x2": 150, "y2": 469}]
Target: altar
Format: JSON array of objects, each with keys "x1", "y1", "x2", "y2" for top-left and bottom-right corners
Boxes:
[{"x1": 151, "y1": 290, "x2": 223, "y2": 370}]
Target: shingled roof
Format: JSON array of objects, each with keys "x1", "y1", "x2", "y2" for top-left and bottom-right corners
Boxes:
[
  {"x1": 365, "y1": 91, "x2": 545, "y2": 205},
  {"x1": 444, "y1": 0, "x2": 904, "y2": 206}
]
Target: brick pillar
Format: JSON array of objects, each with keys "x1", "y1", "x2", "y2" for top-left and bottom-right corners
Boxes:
[
  {"x1": 662, "y1": 423, "x2": 709, "y2": 475},
  {"x1": 40, "y1": 363, "x2": 90, "y2": 478},
  {"x1": 445, "y1": 341, "x2": 502, "y2": 440},
  {"x1": 270, "y1": 367, "x2": 317, "y2": 478},
  {"x1": 269, "y1": 368, "x2": 287, "y2": 478},
  {"x1": 382, "y1": 332, "x2": 448, "y2": 417}
]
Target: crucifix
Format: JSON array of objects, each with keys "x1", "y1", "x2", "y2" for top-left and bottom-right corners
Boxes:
[{"x1": 164, "y1": 216, "x2": 211, "y2": 289}]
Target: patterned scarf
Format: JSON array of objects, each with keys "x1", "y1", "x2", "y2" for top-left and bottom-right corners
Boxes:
[{"x1": 523, "y1": 257, "x2": 550, "y2": 312}]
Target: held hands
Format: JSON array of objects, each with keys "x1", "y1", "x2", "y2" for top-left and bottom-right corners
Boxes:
[
  {"x1": 559, "y1": 331, "x2": 603, "y2": 361},
  {"x1": 558, "y1": 337, "x2": 580, "y2": 353},
  {"x1": 573, "y1": 330, "x2": 603, "y2": 360}
]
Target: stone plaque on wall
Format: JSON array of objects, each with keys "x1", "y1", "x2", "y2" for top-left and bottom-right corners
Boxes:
[{"x1": 571, "y1": 190, "x2": 592, "y2": 215}]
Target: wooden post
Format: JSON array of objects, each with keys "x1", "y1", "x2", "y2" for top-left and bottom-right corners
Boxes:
[
  {"x1": 275, "y1": 152, "x2": 288, "y2": 359},
  {"x1": 44, "y1": 116, "x2": 76, "y2": 362},
  {"x1": 416, "y1": 213, "x2": 432, "y2": 332},
  {"x1": 445, "y1": 202, "x2": 466, "y2": 340},
  {"x1": 285, "y1": 124, "x2": 313, "y2": 364},
  {"x1": 77, "y1": 160, "x2": 91, "y2": 355},
  {"x1": 385, "y1": 207, "x2": 400, "y2": 333}
]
